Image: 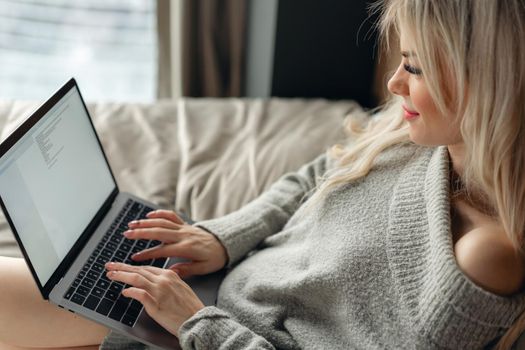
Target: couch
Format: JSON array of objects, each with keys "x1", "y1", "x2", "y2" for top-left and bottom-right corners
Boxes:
[{"x1": 0, "y1": 97, "x2": 362, "y2": 258}]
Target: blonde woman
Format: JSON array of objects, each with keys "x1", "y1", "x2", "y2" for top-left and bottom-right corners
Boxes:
[{"x1": 1, "y1": 0, "x2": 525, "y2": 349}]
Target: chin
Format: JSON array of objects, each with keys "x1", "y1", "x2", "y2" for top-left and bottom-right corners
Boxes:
[{"x1": 407, "y1": 130, "x2": 440, "y2": 146}]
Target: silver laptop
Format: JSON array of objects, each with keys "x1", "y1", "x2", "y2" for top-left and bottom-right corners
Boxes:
[{"x1": 0, "y1": 78, "x2": 224, "y2": 349}]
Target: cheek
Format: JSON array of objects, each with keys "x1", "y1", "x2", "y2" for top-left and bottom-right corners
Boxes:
[
  {"x1": 410, "y1": 82, "x2": 436, "y2": 116},
  {"x1": 408, "y1": 81, "x2": 463, "y2": 145}
]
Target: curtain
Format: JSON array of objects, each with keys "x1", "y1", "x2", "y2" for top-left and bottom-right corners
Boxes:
[
  {"x1": 156, "y1": 0, "x2": 173, "y2": 98},
  {"x1": 181, "y1": 0, "x2": 247, "y2": 97}
]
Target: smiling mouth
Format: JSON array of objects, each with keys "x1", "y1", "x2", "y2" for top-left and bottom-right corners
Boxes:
[{"x1": 402, "y1": 105, "x2": 420, "y2": 120}]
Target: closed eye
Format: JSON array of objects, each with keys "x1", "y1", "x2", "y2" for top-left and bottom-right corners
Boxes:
[{"x1": 403, "y1": 64, "x2": 422, "y2": 75}]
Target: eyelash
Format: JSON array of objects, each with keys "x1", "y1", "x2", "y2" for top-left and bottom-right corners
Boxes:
[{"x1": 403, "y1": 63, "x2": 422, "y2": 75}]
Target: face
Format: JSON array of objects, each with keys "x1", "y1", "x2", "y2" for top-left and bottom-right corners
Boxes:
[{"x1": 387, "y1": 30, "x2": 463, "y2": 146}]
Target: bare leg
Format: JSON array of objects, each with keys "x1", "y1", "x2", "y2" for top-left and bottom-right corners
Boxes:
[
  {"x1": 0, "y1": 342, "x2": 99, "y2": 350},
  {"x1": 0, "y1": 257, "x2": 110, "y2": 348}
]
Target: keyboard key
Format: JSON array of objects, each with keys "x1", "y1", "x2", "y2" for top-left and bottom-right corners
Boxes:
[
  {"x1": 81, "y1": 278, "x2": 95, "y2": 289},
  {"x1": 131, "y1": 202, "x2": 143, "y2": 211},
  {"x1": 110, "y1": 235, "x2": 123, "y2": 244},
  {"x1": 152, "y1": 258, "x2": 166, "y2": 268},
  {"x1": 115, "y1": 250, "x2": 127, "y2": 260},
  {"x1": 91, "y1": 263, "x2": 104, "y2": 273},
  {"x1": 148, "y1": 240, "x2": 161, "y2": 248},
  {"x1": 105, "y1": 290, "x2": 118, "y2": 301},
  {"x1": 135, "y1": 240, "x2": 147, "y2": 249},
  {"x1": 126, "y1": 305, "x2": 142, "y2": 318},
  {"x1": 87, "y1": 270, "x2": 100, "y2": 281},
  {"x1": 96, "y1": 279, "x2": 110, "y2": 290},
  {"x1": 96, "y1": 298, "x2": 114, "y2": 316},
  {"x1": 120, "y1": 243, "x2": 132, "y2": 252},
  {"x1": 108, "y1": 297, "x2": 130, "y2": 321},
  {"x1": 71, "y1": 294, "x2": 86, "y2": 305},
  {"x1": 64, "y1": 287, "x2": 75, "y2": 300},
  {"x1": 109, "y1": 283, "x2": 123, "y2": 293},
  {"x1": 84, "y1": 295, "x2": 101, "y2": 310},
  {"x1": 100, "y1": 274, "x2": 111, "y2": 283},
  {"x1": 91, "y1": 287, "x2": 105, "y2": 298},
  {"x1": 76, "y1": 285, "x2": 90, "y2": 297},
  {"x1": 72, "y1": 278, "x2": 81, "y2": 288},
  {"x1": 106, "y1": 242, "x2": 117, "y2": 250},
  {"x1": 97, "y1": 256, "x2": 109, "y2": 265},
  {"x1": 123, "y1": 238, "x2": 135, "y2": 246},
  {"x1": 101, "y1": 249, "x2": 113, "y2": 258},
  {"x1": 122, "y1": 315, "x2": 137, "y2": 327}
]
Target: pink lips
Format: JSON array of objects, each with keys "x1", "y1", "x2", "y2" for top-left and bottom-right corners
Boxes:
[{"x1": 402, "y1": 105, "x2": 420, "y2": 121}]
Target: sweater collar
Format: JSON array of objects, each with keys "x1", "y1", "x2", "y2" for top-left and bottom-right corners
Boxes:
[{"x1": 387, "y1": 145, "x2": 525, "y2": 329}]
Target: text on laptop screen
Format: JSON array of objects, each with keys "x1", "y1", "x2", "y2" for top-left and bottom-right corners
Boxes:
[{"x1": 0, "y1": 87, "x2": 115, "y2": 286}]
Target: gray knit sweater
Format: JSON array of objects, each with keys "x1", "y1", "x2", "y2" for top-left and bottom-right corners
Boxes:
[{"x1": 101, "y1": 144, "x2": 525, "y2": 349}]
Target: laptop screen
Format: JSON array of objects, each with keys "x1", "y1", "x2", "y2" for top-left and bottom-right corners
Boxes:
[{"x1": 0, "y1": 85, "x2": 115, "y2": 286}]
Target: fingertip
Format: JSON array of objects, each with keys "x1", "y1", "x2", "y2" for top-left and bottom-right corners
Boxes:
[
  {"x1": 131, "y1": 253, "x2": 146, "y2": 261},
  {"x1": 169, "y1": 266, "x2": 180, "y2": 275}
]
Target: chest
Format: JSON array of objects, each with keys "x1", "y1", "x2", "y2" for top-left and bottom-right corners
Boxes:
[{"x1": 450, "y1": 197, "x2": 499, "y2": 244}]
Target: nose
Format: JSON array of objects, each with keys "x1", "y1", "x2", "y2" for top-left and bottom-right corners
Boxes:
[{"x1": 387, "y1": 64, "x2": 409, "y2": 96}]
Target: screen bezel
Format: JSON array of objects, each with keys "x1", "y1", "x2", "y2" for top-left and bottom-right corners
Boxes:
[{"x1": 0, "y1": 78, "x2": 119, "y2": 299}]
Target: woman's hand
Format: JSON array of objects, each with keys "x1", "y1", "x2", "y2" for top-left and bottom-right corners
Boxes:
[
  {"x1": 105, "y1": 262, "x2": 203, "y2": 337},
  {"x1": 125, "y1": 210, "x2": 228, "y2": 278}
]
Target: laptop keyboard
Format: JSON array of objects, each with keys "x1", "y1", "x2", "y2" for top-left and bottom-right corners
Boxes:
[{"x1": 63, "y1": 199, "x2": 167, "y2": 327}]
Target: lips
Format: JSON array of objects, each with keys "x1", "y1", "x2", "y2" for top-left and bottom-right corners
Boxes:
[{"x1": 402, "y1": 104, "x2": 420, "y2": 120}]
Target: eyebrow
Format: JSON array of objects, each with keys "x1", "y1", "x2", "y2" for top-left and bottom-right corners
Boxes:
[{"x1": 401, "y1": 50, "x2": 417, "y2": 57}]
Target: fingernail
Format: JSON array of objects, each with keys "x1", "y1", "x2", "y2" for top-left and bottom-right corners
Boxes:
[{"x1": 123, "y1": 230, "x2": 132, "y2": 237}]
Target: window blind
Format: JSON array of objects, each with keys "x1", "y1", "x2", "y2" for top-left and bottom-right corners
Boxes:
[{"x1": 0, "y1": 0, "x2": 156, "y2": 102}]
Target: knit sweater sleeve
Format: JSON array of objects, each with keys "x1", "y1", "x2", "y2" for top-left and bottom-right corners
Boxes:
[
  {"x1": 178, "y1": 307, "x2": 275, "y2": 350},
  {"x1": 195, "y1": 153, "x2": 329, "y2": 266}
]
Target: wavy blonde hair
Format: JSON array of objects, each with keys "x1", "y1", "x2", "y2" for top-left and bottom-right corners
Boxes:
[{"x1": 309, "y1": 1, "x2": 525, "y2": 347}]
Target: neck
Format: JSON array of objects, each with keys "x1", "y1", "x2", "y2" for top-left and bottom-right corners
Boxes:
[{"x1": 447, "y1": 143, "x2": 465, "y2": 177}]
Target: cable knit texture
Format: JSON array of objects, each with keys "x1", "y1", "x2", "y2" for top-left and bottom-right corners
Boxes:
[{"x1": 101, "y1": 144, "x2": 525, "y2": 349}]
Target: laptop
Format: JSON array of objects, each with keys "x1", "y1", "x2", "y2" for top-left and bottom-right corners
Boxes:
[{"x1": 0, "y1": 78, "x2": 224, "y2": 349}]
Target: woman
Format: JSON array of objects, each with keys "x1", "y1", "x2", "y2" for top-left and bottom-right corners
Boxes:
[{"x1": 1, "y1": 0, "x2": 525, "y2": 348}]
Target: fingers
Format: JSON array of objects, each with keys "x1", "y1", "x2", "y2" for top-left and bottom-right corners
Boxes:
[
  {"x1": 105, "y1": 262, "x2": 161, "y2": 281},
  {"x1": 127, "y1": 218, "x2": 181, "y2": 230},
  {"x1": 146, "y1": 210, "x2": 185, "y2": 225},
  {"x1": 121, "y1": 287, "x2": 156, "y2": 309},
  {"x1": 168, "y1": 262, "x2": 209, "y2": 278},
  {"x1": 124, "y1": 227, "x2": 182, "y2": 243},
  {"x1": 132, "y1": 243, "x2": 191, "y2": 261}
]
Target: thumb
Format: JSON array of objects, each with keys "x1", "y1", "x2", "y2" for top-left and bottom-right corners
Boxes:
[{"x1": 169, "y1": 261, "x2": 209, "y2": 278}]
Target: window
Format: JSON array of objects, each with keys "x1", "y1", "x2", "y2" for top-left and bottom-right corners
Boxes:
[{"x1": 0, "y1": 0, "x2": 156, "y2": 102}]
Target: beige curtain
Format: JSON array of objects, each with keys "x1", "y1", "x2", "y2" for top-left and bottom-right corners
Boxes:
[
  {"x1": 156, "y1": 0, "x2": 173, "y2": 99},
  {"x1": 181, "y1": 0, "x2": 247, "y2": 97}
]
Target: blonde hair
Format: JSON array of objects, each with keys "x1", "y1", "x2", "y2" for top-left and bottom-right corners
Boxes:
[{"x1": 309, "y1": 1, "x2": 525, "y2": 347}]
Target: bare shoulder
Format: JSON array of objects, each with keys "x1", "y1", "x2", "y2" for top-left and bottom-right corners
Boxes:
[{"x1": 454, "y1": 225, "x2": 525, "y2": 296}]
